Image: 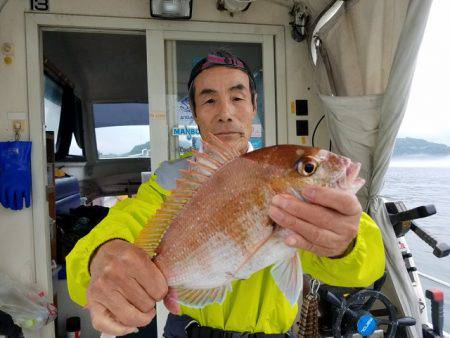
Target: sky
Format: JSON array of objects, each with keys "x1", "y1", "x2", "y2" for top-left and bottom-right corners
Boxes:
[{"x1": 397, "y1": 0, "x2": 450, "y2": 146}]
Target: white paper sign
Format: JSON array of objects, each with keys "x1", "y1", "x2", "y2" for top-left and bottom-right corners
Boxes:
[{"x1": 251, "y1": 124, "x2": 262, "y2": 138}]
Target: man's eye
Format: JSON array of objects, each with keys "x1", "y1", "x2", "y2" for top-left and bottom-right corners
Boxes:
[
  {"x1": 204, "y1": 99, "x2": 215, "y2": 104},
  {"x1": 233, "y1": 97, "x2": 244, "y2": 102}
]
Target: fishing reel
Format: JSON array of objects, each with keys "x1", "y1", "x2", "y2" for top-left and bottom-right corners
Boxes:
[{"x1": 319, "y1": 273, "x2": 416, "y2": 337}]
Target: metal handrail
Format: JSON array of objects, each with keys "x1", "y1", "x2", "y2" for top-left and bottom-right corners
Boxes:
[
  {"x1": 309, "y1": 0, "x2": 345, "y2": 66},
  {"x1": 308, "y1": 0, "x2": 347, "y2": 96},
  {"x1": 418, "y1": 271, "x2": 450, "y2": 289}
]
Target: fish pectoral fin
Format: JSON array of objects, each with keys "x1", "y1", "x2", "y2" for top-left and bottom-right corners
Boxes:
[
  {"x1": 270, "y1": 253, "x2": 303, "y2": 306},
  {"x1": 174, "y1": 284, "x2": 233, "y2": 308},
  {"x1": 226, "y1": 271, "x2": 247, "y2": 281}
]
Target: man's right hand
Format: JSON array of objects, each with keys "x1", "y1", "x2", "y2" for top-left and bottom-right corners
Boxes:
[{"x1": 87, "y1": 239, "x2": 168, "y2": 336}]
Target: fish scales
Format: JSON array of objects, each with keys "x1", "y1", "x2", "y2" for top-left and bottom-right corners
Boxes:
[{"x1": 155, "y1": 156, "x2": 278, "y2": 287}]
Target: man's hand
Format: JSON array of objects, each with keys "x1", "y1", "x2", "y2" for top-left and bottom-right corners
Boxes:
[
  {"x1": 268, "y1": 185, "x2": 362, "y2": 257},
  {"x1": 87, "y1": 239, "x2": 168, "y2": 336}
]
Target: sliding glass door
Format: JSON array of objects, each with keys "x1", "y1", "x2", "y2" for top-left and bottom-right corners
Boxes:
[{"x1": 147, "y1": 30, "x2": 277, "y2": 165}]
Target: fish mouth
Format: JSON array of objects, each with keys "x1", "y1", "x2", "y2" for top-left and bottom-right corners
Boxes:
[{"x1": 337, "y1": 161, "x2": 365, "y2": 193}]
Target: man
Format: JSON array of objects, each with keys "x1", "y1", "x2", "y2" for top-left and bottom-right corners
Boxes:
[{"x1": 66, "y1": 50, "x2": 385, "y2": 337}]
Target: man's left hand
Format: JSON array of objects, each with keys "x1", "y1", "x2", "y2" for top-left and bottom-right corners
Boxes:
[{"x1": 268, "y1": 185, "x2": 362, "y2": 258}]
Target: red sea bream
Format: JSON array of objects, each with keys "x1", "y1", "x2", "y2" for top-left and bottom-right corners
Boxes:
[{"x1": 134, "y1": 135, "x2": 364, "y2": 309}]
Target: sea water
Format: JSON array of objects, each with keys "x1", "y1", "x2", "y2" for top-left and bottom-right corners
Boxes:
[{"x1": 382, "y1": 158, "x2": 450, "y2": 331}]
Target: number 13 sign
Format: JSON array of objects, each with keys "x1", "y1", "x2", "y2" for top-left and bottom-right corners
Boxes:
[{"x1": 30, "y1": 0, "x2": 49, "y2": 11}]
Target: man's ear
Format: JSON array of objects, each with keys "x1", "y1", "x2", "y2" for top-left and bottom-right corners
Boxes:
[
  {"x1": 252, "y1": 93, "x2": 258, "y2": 117},
  {"x1": 193, "y1": 114, "x2": 202, "y2": 135},
  {"x1": 189, "y1": 99, "x2": 196, "y2": 118}
]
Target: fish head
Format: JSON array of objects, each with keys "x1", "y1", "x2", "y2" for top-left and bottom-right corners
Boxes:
[
  {"x1": 288, "y1": 147, "x2": 365, "y2": 194},
  {"x1": 245, "y1": 145, "x2": 364, "y2": 194}
]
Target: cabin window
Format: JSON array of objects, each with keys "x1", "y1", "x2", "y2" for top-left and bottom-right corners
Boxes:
[
  {"x1": 93, "y1": 103, "x2": 150, "y2": 159},
  {"x1": 165, "y1": 40, "x2": 265, "y2": 158}
]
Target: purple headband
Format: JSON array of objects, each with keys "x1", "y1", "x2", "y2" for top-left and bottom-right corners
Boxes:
[
  {"x1": 202, "y1": 54, "x2": 245, "y2": 70},
  {"x1": 188, "y1": 52, "x2": 255, "y2": 90}
]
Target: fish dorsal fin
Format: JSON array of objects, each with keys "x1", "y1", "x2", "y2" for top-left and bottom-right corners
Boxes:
[
  {"x1": 134, "y1": 133, "x2": 242, "y2": 257},
  {"x1": 202, "y1": 132, "x2": 243, "y2": 162}
]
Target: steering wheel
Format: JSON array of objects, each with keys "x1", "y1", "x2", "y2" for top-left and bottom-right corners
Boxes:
[{"x1": 319, "y1": 273, "x2": 416, "y2": 337}]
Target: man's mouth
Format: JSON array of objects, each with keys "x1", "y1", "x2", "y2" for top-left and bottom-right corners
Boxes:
[{"x1": 214, "y1": 132, "x2": 242, "y2": 136}]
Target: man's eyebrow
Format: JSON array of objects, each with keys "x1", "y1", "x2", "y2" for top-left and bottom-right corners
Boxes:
[
  {"x1": 229, "y1": 83, "x2": 247, "y2": 92},
  {"x1": 199, "y1": 88, "x2": 217, "y2": 96}
]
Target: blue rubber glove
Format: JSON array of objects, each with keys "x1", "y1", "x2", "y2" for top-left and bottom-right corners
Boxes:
[{"x1": 0, "y1": 141, "x2": 32, "y2": 210}]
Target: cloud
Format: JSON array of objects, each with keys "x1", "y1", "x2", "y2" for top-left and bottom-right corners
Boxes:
[
  {"x1": 95, "y1": 125, "x2": 150, "y2": 155},
  {"x1": 399, "y1": 0, "x2": 450, "y2": 145}
]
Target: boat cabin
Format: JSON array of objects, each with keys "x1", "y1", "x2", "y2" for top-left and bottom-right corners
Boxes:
[{"x1": 0, "y1": 0, "x2": 447, "y2": 337}]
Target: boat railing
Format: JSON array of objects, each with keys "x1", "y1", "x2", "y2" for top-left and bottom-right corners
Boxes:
[{"x1": 418, "y1": 271, "x2": 450, "y2": 289}]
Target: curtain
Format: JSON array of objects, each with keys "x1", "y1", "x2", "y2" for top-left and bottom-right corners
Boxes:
[
  {"x1": 311, "y1": 0, "x2": 433, "y2": 336},
  {"x1": 55, "y1": 86, "x2": 84, "y2": 160},
  {"x1": 73, "y1": 96, "x2": 85, "y2": 151}
]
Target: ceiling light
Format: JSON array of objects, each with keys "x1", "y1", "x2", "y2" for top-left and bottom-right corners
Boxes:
[
  {"x1": 150, "y1": 0, "x2": 193, "y2": 19},
  {"x1": 217, "y1": 0, "x2": 252, "y2": 16}
]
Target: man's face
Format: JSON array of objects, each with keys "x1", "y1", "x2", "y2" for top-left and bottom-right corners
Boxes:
[{"x1": 193, "y1": 66, "x2": 256, "y2": 153}]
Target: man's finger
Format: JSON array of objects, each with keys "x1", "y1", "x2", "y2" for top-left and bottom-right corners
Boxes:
[
  {"x1": 95, "y1": 289, "x2": 155, "y2": 328},
  {"x1": 284, "y1": 233, "x2": 335, "y2": 257},
  {"x1": 129, "y1": 254, "x2": 168, "y2": 301},
  {"x1": 269, "y1": 205, "x2": 344, "y2": 250},
  {"x1": 116, "y1": 275, "x2": 156, "y2": 313},
  {"x1": 272, "y1": 194, "x2": 340, "y2": 232},
  {"x1": 163, "y1": 287, "x2": 181, "y2": 315},
  {"x1": 89, "y1": 302, "x2": 138, "y2": 336},
  {"x1": 301, "y1": 185, "x2": 362, "y2": 216}
]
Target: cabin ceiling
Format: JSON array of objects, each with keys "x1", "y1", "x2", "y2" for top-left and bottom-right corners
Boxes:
[{"x1": 43, "y1": 31, "x2": 148, "y2": 102}]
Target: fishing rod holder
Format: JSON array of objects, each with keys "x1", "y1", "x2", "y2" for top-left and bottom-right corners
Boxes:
[
  {"x1": 385, "y1": 201, "x2": 450, "y2": 258},
  {"x1": 422, "y1": 289, "x2": 445, "y2": 338}
]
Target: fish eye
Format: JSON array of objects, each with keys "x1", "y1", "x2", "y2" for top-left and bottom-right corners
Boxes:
[{"x1": 297, "y1": 158, "x2": 318, "y2": 176}]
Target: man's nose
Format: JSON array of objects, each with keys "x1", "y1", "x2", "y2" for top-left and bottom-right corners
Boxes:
[{"x1": 216, "y1": 100, "x2": 234, "y2": 122}]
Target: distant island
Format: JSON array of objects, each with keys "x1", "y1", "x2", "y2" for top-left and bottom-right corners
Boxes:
[
  {"x1": 99, "y1": 141, "x2": 150, "y2": 159},
  {"x1": 393, "y1": 137, "x2": 450, "y2": 157},
  {"x1": 99, "y1": 137, "x2": 450, "y2": 159}
]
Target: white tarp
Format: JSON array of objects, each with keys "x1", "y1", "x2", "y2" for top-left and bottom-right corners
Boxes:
[{"x1": 310, "y1": 0, "x2": 433, "y2": 336}]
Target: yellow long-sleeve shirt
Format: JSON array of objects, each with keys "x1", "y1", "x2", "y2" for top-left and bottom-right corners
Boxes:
[{"x1": 66, "y1": 158, "x2": 385, "y2": 334}]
